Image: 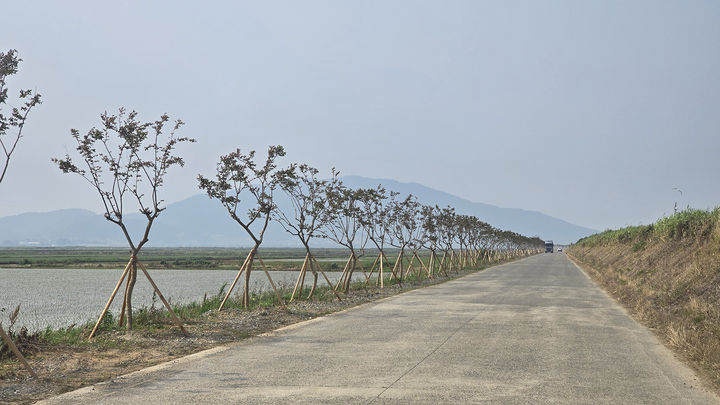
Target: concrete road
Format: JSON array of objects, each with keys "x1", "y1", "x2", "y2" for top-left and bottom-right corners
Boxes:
[{"x1": 41, "y1": 254, "x2": 719, "y2": 404}]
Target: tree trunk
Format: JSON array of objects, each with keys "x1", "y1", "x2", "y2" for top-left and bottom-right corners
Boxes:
[
  {"x1": 378, "y1": 251, "x2": 384, "y2": 287},
  {"x1": 307, "y1": 258, "x2": 318, "y2": 299},
  {"x1": 243, "y1": 247, "x2": 257, "y2": 308},
  {"x1": 300, "y1": 244, "x2": 318, "y2": 299},
  {"x1": 243, "y1": 260, "x2": 251, "y2": 308},
  {"x1": 344, "y1": 253, "x2": 357, "y2": 293},
  {"x1": 125, "y1": 260, "x2": 137, "y2": 332}
]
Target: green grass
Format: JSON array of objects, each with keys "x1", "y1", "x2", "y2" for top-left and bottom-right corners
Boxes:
[
  {"x1": 2, "y1": 250, "x2": 528, "y2": 365},
  {"x1": 576, "y1": 208, "x2": 720, "y2": 247},
  {"x1": 0, "y1": 247, "x2": 418, "y2": 270},
  {"x1": 654, "y1": 208, "x2": 718, "y2": 239}
]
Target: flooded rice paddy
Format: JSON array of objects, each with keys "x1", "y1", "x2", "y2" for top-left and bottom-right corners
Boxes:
[{"x1": 0, "y1": 268, "x2": 345, "y2": 332}]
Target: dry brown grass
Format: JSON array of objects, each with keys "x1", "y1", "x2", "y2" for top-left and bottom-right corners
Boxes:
[{"x1": 569, "y1": 229, "x2": 720, "y2": 391}]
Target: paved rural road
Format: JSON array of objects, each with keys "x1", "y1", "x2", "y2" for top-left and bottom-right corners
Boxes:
[{"x1": 41, "y1": 254, "x2": 719, "y2": 404}]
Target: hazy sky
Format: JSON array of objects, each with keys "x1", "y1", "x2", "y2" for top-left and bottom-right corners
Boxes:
[{"x1": 1, "y1": 1, "x2": 718, "y2": 231}]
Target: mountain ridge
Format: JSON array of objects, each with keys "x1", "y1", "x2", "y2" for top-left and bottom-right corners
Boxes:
[{"x1": 0, "y1": 176, "x2": 596, "y2": 246}]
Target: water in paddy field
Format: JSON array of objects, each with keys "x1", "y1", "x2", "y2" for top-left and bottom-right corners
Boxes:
[{"x1": 0, "y1": 268, "x2": 346, "y2": 332}]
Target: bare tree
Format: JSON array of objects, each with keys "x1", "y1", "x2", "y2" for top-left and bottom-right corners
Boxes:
[
  {"x1": 420, "y1": 205, "x2": 445, "y2": 278},
  {"x1": 357, "y1": 186, "x2": 398, "y2": 287},
  {"x1": 387, "y1": 194, "x2": 421, "y2": 282},
  {"x1": 403, "y1": 202, "x2": 431, "y2": 279},
  {"x1": 436, "y1": 206, "x2": 459, "y2": 273},
  {"x1": 466, "y1": 216, "x2": 494, "y2": 266},
  {"x1": 322, "y1": 170, "x2": 368, "y2": 293},
  {"x1": 0, "y1": 49, "x2": 41, "y2": 186},
  {"x1": 274, "y1": 164, "x2": 341, "y2": 301},
  {"x1": 53, "y1": 108, "x2": 194, "y2": 336},
  {"x1": 198, "y1": 145, "x2": 287, "y2": 309},
  {"x1": 455, "y1": 215, "x2": 474, "y2": 268}
]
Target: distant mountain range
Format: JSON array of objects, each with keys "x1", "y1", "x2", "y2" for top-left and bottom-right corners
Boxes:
[{"x1": 0, "y1": 176, "x2": 596, "y2": 247}]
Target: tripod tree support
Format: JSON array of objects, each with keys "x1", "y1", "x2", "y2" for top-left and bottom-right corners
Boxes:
[
  {"x1": 0, "y1": 322, "x2": 36, "y2": 378},
  {"x1": 218, "y1": 250, "x2": 253, "y2": 311},
  {"x1": 89, "y1": 257, "x2": 188, "y2": 340},
  {"x1": 136, "y1": 260, "x2": 188, "y2": 336},
  {"x1": 291, "y1": 253, "x2": 343, "y2": 302},
  {"x1": 310, "y1": 254, "x2": 343, "y2": 302},
  {"x1": 89, "y1": 259, "x2": 133, "y2": 340},
  {"x1": 255, "y1": 254, "x2": 286, "y2": 308}
]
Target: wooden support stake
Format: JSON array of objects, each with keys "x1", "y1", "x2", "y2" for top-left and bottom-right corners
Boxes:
[
  {"x1": 335, "y1": 254, "x2": 353, "y2": 291},
  {"x1": 427, "y1": 251, "x2": 434, "y2": 278},
  {"x1": 355, "y1": 256, "x2": 369, "y2": 283},
  {"x1": 398, "y1": 251, "x2": 405, "y2": 282},
  {"x1": 117, "y1": 268, "x2": 130, "y2": 327},
  {"x1": 390, "y1": 251, "x2": 403, "y2": 283},
  {"x1": 89, "y1": 259, "x2": 133, "y2": 340},
  {"x1": 344, "y1": 252, "x2": 358, "y2": 289},
  {"x1": 0, "y1": 322, "x2": 36, "y2": 378},
  {"x1": 255, "y1": 254, "x2": 286, "y2": 308},
  {"x1": 218, "y1": 250, "x2": 253, "y2": 311},
  {"x1": 346, "y1": 253, "x2": 362, "y2": 292},
  {"x1": 413, "y1": 251, "x2": 430, "y2": 278},
  {"x1": 405, "y1": 253, "x2": 416, "y2": 279},
  {"x1": 117, "y1": 257, "x2": 135, "y2": 327},
  {"x1": 388, "y1": 253, "x2": 397, "y2": 280},
  {"x1": 439, "y1": 251, "x2": 450, "y2": 277},
  {"x1": 306, "y1": 264, "x2": 317, "y2": 299},
  {"x1": 290, "y1": 254, "x2": 310, "y2": 302},
  {"x1": 136, "y1": 261, "x2": 188, "y2": 336},
  {"x1": 299, "y1": 254, "x2": 308, "y2": 297},
  {"x1": 379, "y1": 252, "x2": 384, "y2": 287},
  {"x1": 411, "y1": 253, "x2": 422, "y2": 278},
  {"x1": 310, "y1": 255, "x2": 343, "y2": 301},
  {"x1": 378, "y1": 251, "x2": 393, "y2": 287},
  {"x1": 365, "y1": 253, "x2": 380, "y2": 284}
]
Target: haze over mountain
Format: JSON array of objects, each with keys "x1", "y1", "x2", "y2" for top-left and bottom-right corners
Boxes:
[{"x1": 0, "y1": 177, "x2": 595, "y2": 247}]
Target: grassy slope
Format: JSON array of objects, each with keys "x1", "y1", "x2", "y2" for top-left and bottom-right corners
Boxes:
[{"x1": 568, "y1": 208, "x2": 720, "y2": 389}]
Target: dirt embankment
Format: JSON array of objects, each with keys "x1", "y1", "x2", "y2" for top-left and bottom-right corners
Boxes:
[{"x1": 569, "y1": 209, "x2": 720, "y2": 391}]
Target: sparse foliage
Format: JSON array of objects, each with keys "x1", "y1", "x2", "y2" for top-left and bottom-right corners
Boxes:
[
  {"x1": 274, "y1": 164, "x2": 340, "y2": 300},
  {"x1": 322, "y1": 170, "x2": 367, "y2": 292},
  {"x1": 198, "y1": 145, "x2": 287, "y2": 308},
  {"x1": 53, "y1": 108, "x2": 195, "y2": 331},
  {"x1": 0, "y1": 49, "x2": 42, "y2": 186}
]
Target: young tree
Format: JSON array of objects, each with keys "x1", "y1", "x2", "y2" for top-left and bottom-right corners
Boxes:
[
  {"x1": 197, "y1": 145, "x2": 287, "y2": 309},
  {"x1": 322, "y1": 170, "x2": 368, "y2": 293},
  {"x1": 436, "y1": 206, "x2": 459, "y2": 273},
  {"x1": 274, "y1": 164, "x2": 341, "y2": 301},
  {"x1": 0, "y1": 49, "x2": 41, "y2": 186},
  {"x1": 455, "y1": 215, "x2": 475, "y2": 268},
  {"x1": 54, "y1": 108, "x2": 194, "y2": 335},
  {"x1": 402, "y1": 198, "x2": 430, "y2": 280},
  {"x1": 357, "y1": 186, "x2": 398, "y2": 287},
  {"x1": 387, "y1": 194, "x2": 421, "y2": 281},
  {"x1": 467, "y1": 217, "x2": 494, "y2": 266},
  {"x1": 420, "y1": 205, "x2": 444, "y2": 277}
]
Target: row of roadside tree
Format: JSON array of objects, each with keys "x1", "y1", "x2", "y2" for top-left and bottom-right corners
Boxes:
[{"x1": 1, "y1": 49, "x2": 542, "y2": 335}]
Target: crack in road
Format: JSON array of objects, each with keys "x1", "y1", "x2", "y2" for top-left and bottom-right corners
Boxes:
[{"x1": 368, "y1": 313, "x2": 479, "y2": 404}]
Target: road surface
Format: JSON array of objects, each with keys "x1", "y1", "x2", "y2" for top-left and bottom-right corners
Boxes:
[{"x1": 41, "y1": 254, "x2": 718, "y2": 404}]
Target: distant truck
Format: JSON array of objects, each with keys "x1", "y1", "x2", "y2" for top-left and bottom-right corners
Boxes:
[{"x1": 545, "y1": 240, "x2": 554, "y2": 253}]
